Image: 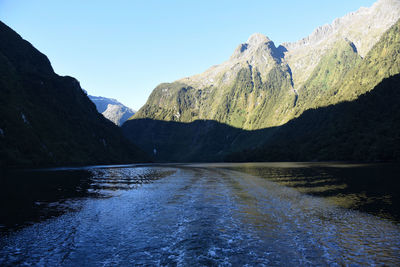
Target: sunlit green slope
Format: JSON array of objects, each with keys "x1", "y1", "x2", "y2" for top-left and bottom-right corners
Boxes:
[
  {"x1": 131, "y1": 6, "x2": 400, "y2": 131},
  {"x1": 123, "y1": 18, "x2": 400, "y2": 162}
]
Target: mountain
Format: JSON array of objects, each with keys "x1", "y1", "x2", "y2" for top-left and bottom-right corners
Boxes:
[
  {"x1": 88, "y1": 95, "x2": 135, "y2": 126},
  {"x1": 102, "y1": 104, "x2": 135, "y2": 126},
  {"x1": 123, "y1": 74, "x2": 400, "y2": 163},
  {"x1": 131, "y1": 0, "x2": 400, "y2": 130},
  {"x1": 0, "y1": 21, "x2": 149, "y2": 167},
  {"x1": 133, "y1": 33, "x2": 293, "y2": 129},
  {"x1": 283, "y1": 0, "x2": 400, "y2": 89},
  {"x1": 227, "y1": 74, "x2": 400, "y2": 162},
  {"x1": 123, "y1": 0, "x2": 400, "y2": 162}
]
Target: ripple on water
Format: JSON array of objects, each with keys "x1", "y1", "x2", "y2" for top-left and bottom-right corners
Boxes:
[{"x1": 0, "y1": 164, "x2": 399, "y2": 266}]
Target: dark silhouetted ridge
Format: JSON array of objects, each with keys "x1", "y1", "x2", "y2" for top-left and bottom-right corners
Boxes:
[{"x1": 0, "y1": 21, "x2": 150, "y2": 168}]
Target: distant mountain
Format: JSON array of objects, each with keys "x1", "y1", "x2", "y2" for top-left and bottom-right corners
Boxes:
[
  {"x1": 123, "y1": 0, "x2": 400, "y2": 162},
  {"x1": 131, "y1": 0, "x2": 400, "y2": 130},
  {"x1": 88, "y1": 95, "x2": 135, "y2": 126},
  {"x1": 0, "y1": 21, "x2": 149, "y2": 167}
]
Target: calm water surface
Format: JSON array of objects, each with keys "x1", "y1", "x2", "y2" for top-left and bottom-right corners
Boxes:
[{"x1": 0, "y1": 163, "x2": 399, "y2": 266}]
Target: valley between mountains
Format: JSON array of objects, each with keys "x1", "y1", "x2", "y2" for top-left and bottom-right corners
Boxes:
[
  {"x1": 2, "y1": 2, "x2": 400, "y2": 265},
  {"x1": 1, "y1": 0, "x2": 400, "y2": 166}
]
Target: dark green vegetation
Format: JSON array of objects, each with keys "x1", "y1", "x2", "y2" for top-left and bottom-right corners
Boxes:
[
  {"x1": 133, "y1": 19, "x2": 400, "y2": 130},
  {"x1": 0, "y1": 21, "x2": 149, "y2": 167},
  {"x1": 298, "y1": 20, "x2": 400, "y2": 109},
  {"x1": 294, "y1": 39, "x2": 362, "y2": 112},
  {"x1": 124, "y1": 19, "x2": 400, "y2": 162},
  {"x1": 123, "y1": 74, "x2": 400, "y2": 162},
  {"x1": 122, "y1": 119, "x2": 251, "y2": 162},
  {"x1": 228, "y1": 74, "x2": 400, "y2": 162}
]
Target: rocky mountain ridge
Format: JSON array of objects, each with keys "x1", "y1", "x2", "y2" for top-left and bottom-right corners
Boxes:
[
  {"x1": 123, "y1": 21, "x2": 400, "y2": 162},
  {"x1": 123, "y1": 0, "x2": 400, "y2": 162},
  {"x1": 283, "y1": 0, "x2": 400, "y2": 88},
  {"x1": 132, "y1": 0, "x2": 400, "y2": 130},
  {"x1": 88, "y1": 95, "x2": 135, "y2": 126}
]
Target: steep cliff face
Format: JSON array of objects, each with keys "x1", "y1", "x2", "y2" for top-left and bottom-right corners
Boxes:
[
  {"x1": 134, "y1": 33, "x2": 294, "y2": 129},
  {"x1": 0, "y1": 21, "x2": 148, "y2": 167},
  {"x1": 295, "y1": 18, "x2": 400, "y2": 112},
  {"x1": 132, "y1": 0, "x2": 400, "y2": 130},
  {"x1": 123, "y1": 0, "x2": 400, "y2": 162},
  {"x1": 283, "y1": 0, "x2": 400, "y2": 89},
  {"x1": 227, "y1": 74, "x2": 400, "y2": 162},
  {"x1": 123, "y1": 74, "x2": 400, "y2": 163},
  {"x1": 123, "y1": 19, "x2": 400, "y2": 162}
]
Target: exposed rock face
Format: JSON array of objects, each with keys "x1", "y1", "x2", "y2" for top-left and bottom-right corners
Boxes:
[
  {"x1": 123, "y1": 19, "x2": 400, "y2": 162},
  {"x1": 131, "y1": 0, "x2": 400, "y2": 130},
  {"x1": 180, "y1": 0, "x2": 400, "y2": 91},
  {"x1": 88, "y1": 95, "x2": 135, "y2": 126},
  {"x1": 283, "y1": 0, "x2": 400, "y2": 89},
  {"x1": 102, "y1": 104, "x2": 135, "y2": 126},
  {"x1": 179, "y1": 33, "x2": 284, "y2": 89},
  {"x1": 134, "y1": 32, "x2": 293, "y2": 129}
]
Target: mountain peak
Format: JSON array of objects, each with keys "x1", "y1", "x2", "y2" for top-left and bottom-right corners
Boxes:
[
  {"x1": 247, "y1": 33, "x2": 271, "y2": 46},
  {"x1": 378, "y1": 0, "x2": 400, "y2": 5},
  {"x1": 89, "y1": 95, "x2": 135, "y2": 126}
]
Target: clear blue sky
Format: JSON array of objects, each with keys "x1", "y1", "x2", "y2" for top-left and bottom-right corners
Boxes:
[{"x1": 0, "y1": 0, "x2": 376, "y2": 110}]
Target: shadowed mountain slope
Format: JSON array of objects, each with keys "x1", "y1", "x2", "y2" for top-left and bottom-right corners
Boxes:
[
  {"x1": 123, "y1": 5, "x2": 400, "y2": 163},
  {"x1": 123, "y1": 74, "x2": 400, "y2": 162},
  {"x1": 0, "y1": 21, "x2": 149, "y2": 167},
  {"x1": 227, "y1": 74, "x2": 400, "y2": 162}
]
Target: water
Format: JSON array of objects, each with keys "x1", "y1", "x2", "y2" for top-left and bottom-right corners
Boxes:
[{"x1": 0, "y1": 163, "x2": 399, "y2": 266}]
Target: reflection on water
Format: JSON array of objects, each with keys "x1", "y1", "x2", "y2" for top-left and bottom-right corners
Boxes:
[
  {"x1": 0, "y1": 163, "x2": 399, "y2": 265},
  {"x1": 219, "y1": 162, "x2": 400, "y2": 222},
  {"x1": 0, "y1": 166, "x2": 175, "y2": 231}
]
